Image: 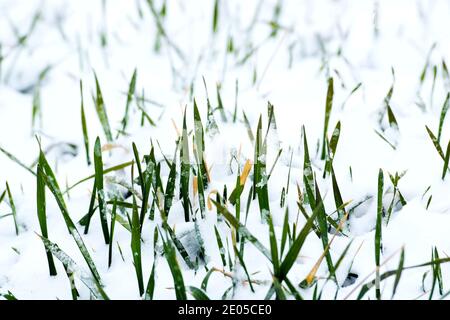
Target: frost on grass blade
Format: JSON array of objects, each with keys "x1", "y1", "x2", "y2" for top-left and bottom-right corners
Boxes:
[{"x1": 38, "y1": 235, "x2": 108, "y2": 300}]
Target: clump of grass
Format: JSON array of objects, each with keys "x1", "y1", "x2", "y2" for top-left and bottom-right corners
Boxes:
[{"x1": 37, "y1": 142, "x2": 102, "y2": 284}]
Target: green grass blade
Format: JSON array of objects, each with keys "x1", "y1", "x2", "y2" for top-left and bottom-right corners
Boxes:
[
  {"x1": 188, "y1": 286, "x2": 210, "y2": 300},
  {"x1": 119, "y1": 68, "x2": 137, "y2": 137},
  {"x1": 36, "y1": 164, "x2": 57, "y2": 275},
  {"x1": 425, "y1": 125, "x2": 445, "y2": 159},
  {"x1": 94, "y1": 137, "x2": 110, "y2": 244},
  {"x1": 80, "y1": 80, "x2": 90, "y2": 165},
  {"x1": 131, "y1": 195, "x2": 144, "y2": 296},
  {"x1": 443, "y1": 140, "x2": 450, "y2": 179},
  {"x1": 108, "y1": 199, "x2": 117, "y2": 267},
  {"x1": 375, "y1": 169, "x2": 384, "y2": 300},
  {"x1": 160, "y1": 229, "x2": 187, "y2": 300},
  {"x1": 180, "y1": 112, "x2": 190, "y2": 222},
  {"x1": 321, "y1": 77, "x2": 334, "y2": 160},
  {"x1": 93, "y1": 72, "x2": 113, "y2": 142}
]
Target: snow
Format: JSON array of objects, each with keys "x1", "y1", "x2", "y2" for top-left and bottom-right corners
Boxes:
[{"x1": 0, "y1": 0, "x2": 450, "y2": 300}]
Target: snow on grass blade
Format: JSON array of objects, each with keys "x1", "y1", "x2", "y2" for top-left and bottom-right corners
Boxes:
[
  {"x1": 93, "y1": 72, "x2": 113, "y2": 142},
  {"x1": 36, "y1": 164, "x2": 57, "y2": 275},
  {"x1": 425, "y1": 125, "x2": 445, "y2": 159},
  {"x1": 38, "y1": 235, "x2": 108, "y2": 300},
  {"x1": 437, "y1": 93, "x2": 449, "y2": 144},
  {"x1": 94, "y1": 137, "x2": 110, "y2": 244}
]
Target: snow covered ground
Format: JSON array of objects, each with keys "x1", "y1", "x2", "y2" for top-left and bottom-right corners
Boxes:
[{"x1": 0, "y1": 0, "x2": 450, "y2": 300}]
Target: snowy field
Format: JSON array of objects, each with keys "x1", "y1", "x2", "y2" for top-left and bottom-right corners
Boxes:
[{"x1": 0, "y1": 0, "x2": 450, "y2": 300}]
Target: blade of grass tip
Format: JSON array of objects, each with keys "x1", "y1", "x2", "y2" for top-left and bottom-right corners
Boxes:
[
  {"x1": 302, "y1": 125, "x2": 315, "y2": 207},
  {"x1": 437, "y1": 93, "x2": 450, "y2": 144},
  {"x1": 193, "y1": 99, "x2": 208, "y2": 188},
  {"x1": 94, "y1": 137, "x2": 110, "y2": 244},
  {"x1": 375, "y1": 169, "x2": 384, "y2": 300},
  {"x1": 0, "y1": 145, "x2": 35, "y2": 176},
  {"x1": 36, "y1": 164, "x2": 57, "y2": 275},
  {"x1": 160, "y1": 229, "x2": 187, "y2": 300},
  {"x1": 254, "y1": 115, "x2": 270, "y2": 218},
  {"x1": 131, "y1": 194, "x2": 144, "y2": 296},
  {"x1": 38, "y1": 234, "x2": 109, "y2": 300},
  {"x1": 93, "y1": 72, "x2": 113, "y2": 142},
  {"x1": 38, "y1": 146, "x2": 102, "y2": 283},
  {"x1": 443, "y1": 140, "x2": 450, "y2": 179},
  {"x1": 132, "y1": 142, "x2": 151, "y2": 229},
  {"x1": 242, "y1": 111, "x2": 255, "y2": 143},
  {"x1": 324, "y1": 121, "x2": 341, "y2": 178},
  {"x1": 80, "y1": 80, "x2": 90, "y2": 166},
  {"x1": 391, "y1": 246, "x2": 405, "y2": 299},
  {"x1": 180, "y1": 111, "x2": 190, "y2": 222},
  {"x1": 108, "y1": 199, "x2": 117, "y2": 268},
  {"x1": 212, "y1": 0, "x2": 220, "y2": 33},
  {"x1": 5, "y1": 182, "x2": 19, "y2": 235},
  {"x1": 425, "y1": 125, "x2": 445, "y2": 159},
  {"x1": 321, "y1": 77, "x2": 334, "y2": 160},
  {"x1": 119, "y1": 68, "x2": 137, "y2": 138},
  {"x1": 216, "y1": 84, "x2": 227, "y2": 122}
]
